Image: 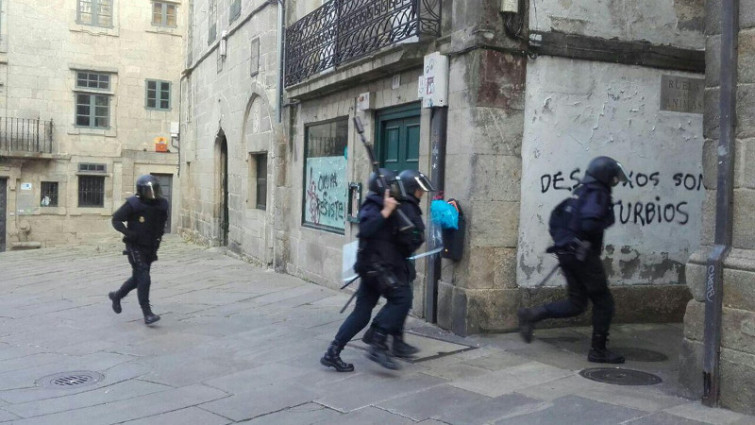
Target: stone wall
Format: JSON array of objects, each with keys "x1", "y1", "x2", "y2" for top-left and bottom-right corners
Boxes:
[
  {"x1": 680, "y1": 0, "x2": 755, "y2": 415},
  {"x1": 179, "y1": 0, "x2": 282, "y2": 266}
]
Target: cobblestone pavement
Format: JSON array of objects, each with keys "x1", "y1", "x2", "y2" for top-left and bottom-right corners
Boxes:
[{"x1": 0, "y1": 235, "x2": 752, "y2": 425}]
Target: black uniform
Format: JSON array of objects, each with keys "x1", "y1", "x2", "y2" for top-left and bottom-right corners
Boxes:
[
  {"x1": 518, "y1": 156, "x2": 628, "y2": 364},
  {"x1": 109, "y1": 195, "x2": 168, "y2": 322},
  {"x1": 321, "y1": 191, "x2": 425, "y2": 371},
  {"x1": 544, "y1": 181, "x2": 615, "y2": 333}
]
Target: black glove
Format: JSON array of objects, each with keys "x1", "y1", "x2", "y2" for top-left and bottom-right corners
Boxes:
[{"x1": 122, "y1": 230, "x2": 138, "y2": 243}]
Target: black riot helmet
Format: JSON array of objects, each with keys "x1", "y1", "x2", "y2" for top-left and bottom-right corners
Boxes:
[
  {"x1": 368, "y1": 168, "x2": 398, "y2": 195},
  {"x1": 397, "y1": 169, "x2": 435, "y2": 196},
  {"x1": 583, "y1": 156, "x2": 628, "y2": 187},
  {"x1": 135, "y1": 174, "x2": 162, "y2": 200}
]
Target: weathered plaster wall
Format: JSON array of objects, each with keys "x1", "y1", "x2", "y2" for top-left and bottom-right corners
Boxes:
[
  {"x1": 519, "y1": 57, "x2": 705, "y2": 289},
  {"x1": 530, "y1": 0, "x2": 704, "y2": 48}
]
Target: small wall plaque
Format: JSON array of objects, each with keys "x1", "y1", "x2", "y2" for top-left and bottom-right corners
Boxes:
[{"x1": 660, "y1": 75, "x2": 704, "y2": 114}]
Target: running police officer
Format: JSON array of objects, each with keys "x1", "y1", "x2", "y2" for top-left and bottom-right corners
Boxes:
[
  {"x1": 518, "y1": 156, "x2": 628, "y2": 363},
  {"x1": 320, "y1": 168, "x2": 430, "y2": 371},
  {"x1": 108, "y1": 175, "x2": 169, "y2": 325}
]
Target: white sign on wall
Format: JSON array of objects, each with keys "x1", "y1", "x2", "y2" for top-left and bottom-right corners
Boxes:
[{"x1": 304, "y1": 156, "x2": 347, "y2": 231}]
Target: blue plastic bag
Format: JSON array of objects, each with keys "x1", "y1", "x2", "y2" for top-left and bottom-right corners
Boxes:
[{"x1": 431, "y1": 199, "x2": 459, "y2": 230}]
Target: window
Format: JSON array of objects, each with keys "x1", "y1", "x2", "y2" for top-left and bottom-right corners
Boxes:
[
  {"x1": 208, "y1": 0, "x2": 217, "y2": 44},
  {"x1": 255, "y1": 153, "x2": 267, "y2": 210},
  {"x1": 146, "y1": 80, "x2": 171, "y2": 110},
  {"x1": 152, "y1": 1, "x2": 177, "y2": 27},
  {"x1": 250, "y1": 37, "x2": 260, "y2": 77},
  {"x1": 40, "y1": 182, "x2": 58, "y2": 207},
  {"x1": 302, "y1": 118, "x2": 348, "y2": 233},
  {"x1": 75, "y1": 71, "x2": 111, "y2": 128},
  {"x1": 77, "y1": 72, "x2": 110, "y2": 90},
  {"x1": 78, "y1": 176, "x2": 105, "y2": 207},
  {"x1": 79, "y1": 163, "x2": 106, "y2": 173},
  {"x1": 76, "y1": 94, "x2": 109, "y2": 128},
  {"x1": 77, "y1": 0, "x2": 113, "y2": 27},
  {"x1": 230, "y1": 0, "x2": 241, "y2": 23}
]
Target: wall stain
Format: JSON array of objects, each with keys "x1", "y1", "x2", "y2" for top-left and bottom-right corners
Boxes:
[{"x1": 639, "y1": 257, "x2": 685, "y2": 283}]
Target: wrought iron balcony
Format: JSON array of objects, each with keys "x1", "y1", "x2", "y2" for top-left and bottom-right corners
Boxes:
[
  {"x1": 285, "y1": 0, "x2": 441, "y2": 87},
  {"x1": 0, "y1": 117, "x2": 54, "y2": 155}
]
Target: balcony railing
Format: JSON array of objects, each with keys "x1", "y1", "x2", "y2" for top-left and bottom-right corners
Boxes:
[
  {"x1": 0, "y1": 118, "x2": 54, "y2": 155},
  {"x1": 285, "y1": 0, "x2": 441, "y2": 87}
]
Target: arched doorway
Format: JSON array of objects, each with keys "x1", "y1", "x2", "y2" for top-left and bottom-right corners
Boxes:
[{"x1": 216, "y1": 129, "x2": 229, "y2": 246}]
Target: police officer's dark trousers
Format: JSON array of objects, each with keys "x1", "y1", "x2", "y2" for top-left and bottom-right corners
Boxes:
[
  {"x1": 543, "y1": 252, "x2": 614, "y2": 333},
  {"x1": 114, "y1": 246, "x2": 155, "y2": 308},
  {"x1": 333, "y1": 276, "x2": 412, "y2": 346}
]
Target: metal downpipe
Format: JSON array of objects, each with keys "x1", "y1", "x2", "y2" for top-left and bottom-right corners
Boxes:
[{"x1": 702, "y1": 0, "x2": 738, "y2": 408}]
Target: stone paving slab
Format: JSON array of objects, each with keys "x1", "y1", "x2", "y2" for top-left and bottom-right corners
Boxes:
[{"x1": 0, "y1": 236, "x2": 753, "y2": 425}]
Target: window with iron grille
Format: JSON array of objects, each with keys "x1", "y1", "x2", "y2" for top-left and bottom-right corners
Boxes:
[
  {"x1": 152, "y1": 1, "x2": 177, "y2": 27},
  {"x1": 77, "y1": 0, "x2": 113, "y2": 28},
  {"x1": 78, "y1": 175, "x2": 105, "y2": 207},
  {"x1": 40, "y1": 182, "x2": 58, "y2": 207},
  {"x1": 146, "y1": 80, "x2": 171, "y2": 110},
  {"x1": 230, "y1": 0, "x2": 241, "y2": 24},
  {"x1": 255, "y1": 153, "x2": 267, "y2": 210}
]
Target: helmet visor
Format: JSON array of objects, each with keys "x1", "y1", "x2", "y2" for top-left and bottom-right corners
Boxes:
[
  {"x1": 613, "y1": 162, "x2": 629, "y2": 186},
  {"x1": 415, "y1": 173, "x2": 436, "y2": 192},
  {"x1": 140, "y1": 182, "x2": 162, "y2": 200}
]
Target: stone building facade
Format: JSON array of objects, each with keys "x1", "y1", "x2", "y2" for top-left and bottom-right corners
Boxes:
[
  {"x1": 178, "y1": 0, "x2": 283, "y2": 265},
  {"x1": 0, "y1": 0, "x2": 183, "y2": 251},
  {"x1": 180, "y1": 0, "x2": 707, "y2": 331},
  {"x1": 274, "y1": 0, "x2": 706, "y2": 334}
]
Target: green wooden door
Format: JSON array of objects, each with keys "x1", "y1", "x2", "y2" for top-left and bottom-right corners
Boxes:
[{"x1": 377, "y1": 104, "x2": 421, "y2": 172}]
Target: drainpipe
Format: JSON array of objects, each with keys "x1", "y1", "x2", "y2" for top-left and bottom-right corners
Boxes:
[
  {"x1": 424, "y1": 106, "x2": 448, "y2": 323},
  {"x1": 702, "y1": 0, "x2": 738, "y2": 408}
]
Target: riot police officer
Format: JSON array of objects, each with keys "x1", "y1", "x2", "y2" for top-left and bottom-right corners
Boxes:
[
  {"x1": 518, "y1": 156, "x2": 628, "y2": 364},
  {"x1": 108, "y1": 174, "x2": 169, "y2": 325},
  {"x1": 320, "y1": 168, "x2": 430, "y2": 372}
]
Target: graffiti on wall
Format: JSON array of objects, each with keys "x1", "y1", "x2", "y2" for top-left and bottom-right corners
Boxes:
[
  {"x1": 539, "y1": 167, "x2": 703, "y2": 226},
  {"x1": 304, "y1": 156, "x2": 347, "y2": 230}
]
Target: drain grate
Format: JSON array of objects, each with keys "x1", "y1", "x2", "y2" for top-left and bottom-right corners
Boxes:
[
  {"x1": 579, "y1": 367, "x2": 662, "y2": 386},
  {"x1": 612, "y1": 347, "x2": 668, "y2": 362},
  {"x1": 37, "y1": 371, "x2": 104, "y2": 389}
]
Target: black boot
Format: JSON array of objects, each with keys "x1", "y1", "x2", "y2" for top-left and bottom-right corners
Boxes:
[
  {"x1": 517, "y1": 306, "x2": 549, "y2": 343},
  {"x1": 320, "y1": 341, "x2": 354, "y2": 372},
  {"x1": 588, "y1": 332, "x2": 625, "y2": 364},
  {"x1": 108, "y1": 291, "x2": 122, "y2": 314},
  {"x1": 362, "y1": 325, "x2": 375, "y2": 344},
  {"x1": 367, "y1": 329, "x2": 400, "y2": 370},
  {"x1": 141, "y1": 304, "x2": 161, "y2": 325},
  {"x1": 392, "y1": 334, "x2": 419, "y2": 358}
]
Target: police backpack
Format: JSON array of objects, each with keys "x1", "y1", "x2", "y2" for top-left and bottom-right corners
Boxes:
[{"x1": 548, "y1": 189, "x2": 584, "y2": 248}]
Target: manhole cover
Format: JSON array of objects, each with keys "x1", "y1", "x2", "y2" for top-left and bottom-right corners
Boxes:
[
  {"x1": 612, "y1": 347, "x2": 668, "y2": 362},
  {"x1": 579, "y1": 368, "x2": 662, "y2": 386},
  {"x1": 37, "y1": 371, "x2": 104, "y2": 389}
]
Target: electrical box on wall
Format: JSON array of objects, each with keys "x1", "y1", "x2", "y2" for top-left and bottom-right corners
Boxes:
[
  {"x1": 418, "y1": 52, "x2": 449, "y2": 108},
  {"x1": 356, "y1": 92, "x2": 374, "y2": 111},
  {"x1": 501, "y1": 0, "x2": 518, "y2": 13}
]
